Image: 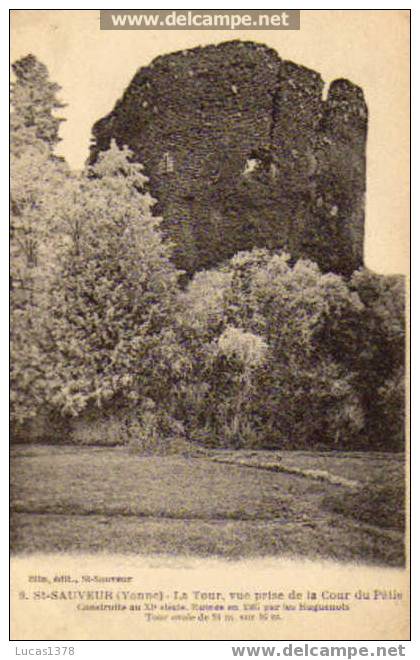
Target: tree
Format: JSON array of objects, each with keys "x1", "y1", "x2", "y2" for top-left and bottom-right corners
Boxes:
[
  {"x1": 10, "y1": 57, "x2": 184, "y2": 439},
  {"x1": 11, "y1": 54, "x2": 66, "y2": 154},
  {"x1": 10, "y1": 142, "x2": 71, "y2": 428},
  {"x1": 222, "y1": 250, "x2": 366, "y2": 448},
  {"x1": 10, "y1": 56, "x2": 69, "y2": 430},
  {"x1": 349, "y1": 269, "x2": 406, "y2": 448},
  {"x1": 176, "y1": 248, "x2": 367, "y2": 449},
  {"x1": 46, "y1": 141, "x2": 182, "y2": 418}
]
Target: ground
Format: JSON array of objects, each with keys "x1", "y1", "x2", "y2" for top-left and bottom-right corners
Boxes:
[{"x1": 10, "y1": 445, "x2": 405, "y2": 566}]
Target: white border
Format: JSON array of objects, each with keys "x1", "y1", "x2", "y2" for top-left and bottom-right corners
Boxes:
[{"x1": 4, "y1": 2, "x2": 415, "y2": 657}]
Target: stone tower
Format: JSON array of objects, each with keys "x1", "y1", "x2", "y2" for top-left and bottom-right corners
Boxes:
[{"x1": 90, "y1": 40, "x2": 368, "y2": 277}]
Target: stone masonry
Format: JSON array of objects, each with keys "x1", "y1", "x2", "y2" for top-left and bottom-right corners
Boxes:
[{"x1": 90, "y1": 40, "x2": 368, "y2": 277}]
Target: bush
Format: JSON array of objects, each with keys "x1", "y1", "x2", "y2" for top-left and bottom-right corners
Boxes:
[
  {"x1": 129, "y1": 433, "x2": 192, "y2": 457},
  {"x1": 175, "y1": 249, "x2": 405, "y2": 451},
  {"x1": 11, "y1": 411, "x2": 72, "y2": 445},
  {"x1": 127, "y1": 401, "x2": 191, "y2": 456},
  {"x1": 176, "y1": 249, "x2": 366, "y2": 449},
  {"x1": 348, "y1": 269, "x2": 406, "y2": 450},
  {"x1": 69, "y1": 411, "x2": 128, "y2": 446}
]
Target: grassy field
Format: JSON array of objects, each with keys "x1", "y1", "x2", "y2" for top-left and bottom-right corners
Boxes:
[{"x1": 10, "y1": 445, "x2": 406, "y2": 566}]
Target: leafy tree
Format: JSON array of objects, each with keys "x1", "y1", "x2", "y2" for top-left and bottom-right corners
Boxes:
[
  {"x1": 176, "y1": 249, "x2": 367, "y2": 449},
  {"x1": 11, "y1": 54, "x2": 66, "y2": 154},
  {"x1": 11, "y1": 57, "x2": 184, "y2": 438},
  {"x1": 10, "y1": 142, "x2": 71, "y2": 428},
  {"x1": 46, "y1": 141, "x2": 182, "y2": 418},
  {"x1": 178, "y1": 250, "x2": 405, "y2": 451},
  {"x1": 222, "y1": 250, "x2": 366, "y2": 448},
  {"x1": 173, "y1": 268, "x2": 233, "y2": 444},
  {"x1": 349, "y1": 269, "x2": 406, "y2": 448},
  {"x1": 11, "y1": 56, "x2": 69, "y2": 430}
]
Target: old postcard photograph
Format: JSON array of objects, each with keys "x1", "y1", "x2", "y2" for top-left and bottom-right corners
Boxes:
[{"x1": 9, "y1": 8, "x2": 410, "y2": 641}]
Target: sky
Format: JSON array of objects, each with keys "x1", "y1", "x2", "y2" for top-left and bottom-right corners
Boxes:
[{"x1": 10, "y1": 9, "x2": 410, "y2": 274}]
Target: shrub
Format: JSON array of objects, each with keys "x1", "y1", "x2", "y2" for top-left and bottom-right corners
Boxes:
[
  {"x1": 11, "y1": 411, "x2": 71, "y2": 445},
  {"x1": 176, "y1": 249, "x2": 367, "y2": 449},
  {"x1": 176, "y1": 249, "x2": 406, "y2": 451},
  {"x1": 348, "y1": 269, "x2": 406, "y2": 449},
  {"x1": 69, "y1": 412, "x2": 128, "y2": 447},
  {"x1": 127, "y1": 401, "x2": 190, "y2": 456}
]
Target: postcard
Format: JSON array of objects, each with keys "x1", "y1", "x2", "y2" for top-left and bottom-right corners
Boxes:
[{"x1": 10, "y1": 9, "x2": 410, "y2": 641}]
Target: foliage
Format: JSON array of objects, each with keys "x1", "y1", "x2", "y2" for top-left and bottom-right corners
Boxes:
[
  {"x1": 45, "y1": 141, "x2": 182, "y2": 417},
  {"x1": 127, "y1": 403, "x2": 190, "y2": 456},
  {"x1": 348, "y1": 269, "x2": 406, "y2": 449},
  {"x1": 10, "y1": 55, "x2": 183, "y2": 433},
  {"x1": 10, "y1": 56, "x2": 71, "y2": 428},
  {"x1": 205, "y1": 326, "x2": 268, "y2": 447},
  {"x1": 225, "y1": 252, "x2": 365, "y2": 448},
  {"x1": 176, "y1": 249, "x2": 404, "y2": 451},
  {"x1": 69, "y1": 410, "x2": 128, "y2": 447},
  {"x1": 11, "y1": 54, "x2": 66, "y2": 154}
]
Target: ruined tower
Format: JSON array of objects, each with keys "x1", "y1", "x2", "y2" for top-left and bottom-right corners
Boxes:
[{"x1": 90, "y1": 41, "x2": 368, "y2": 277}]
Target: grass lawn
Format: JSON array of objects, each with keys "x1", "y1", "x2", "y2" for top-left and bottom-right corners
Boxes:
[{"x1": 10, "y1": 445, "x2": 406, "y2": 566}]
